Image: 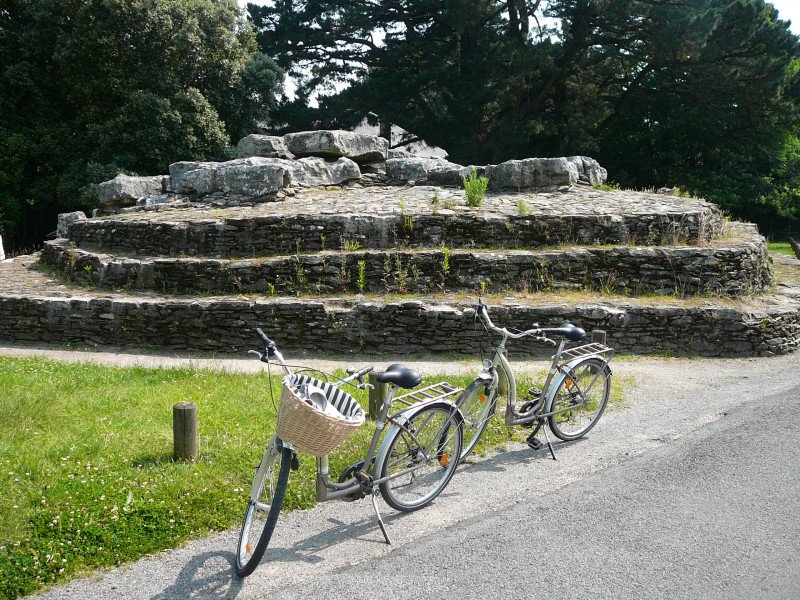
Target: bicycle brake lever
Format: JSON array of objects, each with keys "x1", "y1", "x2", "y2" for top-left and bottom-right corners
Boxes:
[
  {"x1": 248, "y1": 349, "x2": 264, "y2": 360},
  {"x1": 358, "y1": 383, "x2": 375, "y2": 391}
]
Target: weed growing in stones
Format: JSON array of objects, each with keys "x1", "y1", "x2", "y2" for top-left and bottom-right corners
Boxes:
[
  {"x1": 357, "y1": 260, "x2": 367, "y2": 293},
  {"x1": 463, "y1": 168, "x2": 489, "y2": 207}
]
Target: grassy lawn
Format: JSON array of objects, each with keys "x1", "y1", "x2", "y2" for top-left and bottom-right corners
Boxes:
[
  {"x1": 0, "y1": 357, "x2": 625, "y2": 598},
  {"x1": 769, "y1": 241, "x2": 796, "y2": 256}
]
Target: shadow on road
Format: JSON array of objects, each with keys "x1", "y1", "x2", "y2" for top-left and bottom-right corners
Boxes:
[{"x1": 150, "y1": 551, "x2": 242, "y2": 600}]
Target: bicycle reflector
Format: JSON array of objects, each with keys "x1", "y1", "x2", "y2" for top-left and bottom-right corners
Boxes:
[
  {"x1": 439, "y1": 454, "x2": 449, "y2": 467},
  {"x1": 479, "y1": 394, "x2": 486, "y2": 402}
]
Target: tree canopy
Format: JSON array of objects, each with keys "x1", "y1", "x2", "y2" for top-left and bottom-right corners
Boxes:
[
  {"x1": 0, "y1": 0, "x2": 282, "y2": 252},
  {"x1": 251, "y1": 0, "x2": 800, "y2": 234}
]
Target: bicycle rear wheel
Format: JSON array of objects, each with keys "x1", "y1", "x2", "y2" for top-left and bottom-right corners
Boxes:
[
  {"x1": 457, "y1": 380, "x2": 496, "y2": 462},
  {"x1": 378, "y1": 403, "x2": 463, "y2": 512},
  {"x1": 548, "y1": 358, "x2": 611, "y2": 441},
  {"x1": 235, "y1": 443, "x2": 292, "y2": 577}
]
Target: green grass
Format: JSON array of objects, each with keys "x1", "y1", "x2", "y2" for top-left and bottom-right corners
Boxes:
[
  {"x1": 769, "y1": 241, "x2": 796, "y2": 256},
  {"x1": 0, "y1": 357, "x2": 628, "y2": 598}
]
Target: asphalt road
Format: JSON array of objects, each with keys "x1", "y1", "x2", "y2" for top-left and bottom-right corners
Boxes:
[
  {"x1": 25, "y1": 351, "x2": 800, "y2": 600},
  {"x1": 267, "y1": 383, "x2": 800, "y2": 600}
]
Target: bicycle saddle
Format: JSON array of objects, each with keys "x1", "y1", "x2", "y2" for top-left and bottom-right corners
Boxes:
[
  {"x1": 376, "y1": 364, "x2": 422, "y2": 389},
  {"x1": 543, "y1": 323, "x2": 586, "y2": 342}
]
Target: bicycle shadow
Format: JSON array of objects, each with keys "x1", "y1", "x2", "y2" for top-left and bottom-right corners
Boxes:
[
  {"x1": 250, "y1": 487, "x2": 462, "y2": 566},
  {"x1": 150, "y1": 550, "x2": 243, "y2": 600},
  {"x1": 462, "y1": 437, "x2": 588, "y2": 474}
]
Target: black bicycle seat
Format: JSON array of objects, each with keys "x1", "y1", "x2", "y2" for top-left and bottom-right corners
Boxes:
[
  {"x1": 376, "y1": 364, "x2": 422, "y2": 389},
  {"x1": 561, "y1": 323, "x2": 586, "y2": 342}
]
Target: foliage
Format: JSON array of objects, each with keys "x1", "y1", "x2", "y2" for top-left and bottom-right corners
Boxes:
[
  {"x1": 250, "y1": 0, "x2": 800, "y2": 234},
  {"x1": 0, "y1": 0, "x2": 282, "y2": 252},
  {"x1": 462, "y1": 167, "x2": 489, "y2": 207}
]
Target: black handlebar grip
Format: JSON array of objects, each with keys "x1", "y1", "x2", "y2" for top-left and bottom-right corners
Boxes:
[
  {"x1": 356, "y1": 365, "x2": 374, "y2": 378},
  {"x1": 255, "y1": 328, "x2": 275, "y2": 348}
]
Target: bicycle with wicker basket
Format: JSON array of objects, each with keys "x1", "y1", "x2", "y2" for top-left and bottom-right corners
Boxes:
[{"x1": 234, "y1": 328, "x2": 464, "y2": 577}]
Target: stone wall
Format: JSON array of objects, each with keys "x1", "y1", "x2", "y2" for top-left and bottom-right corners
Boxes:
[
  {"x1": 66, "y1": 209, "x2": 719, "y2": 257},
  {"x1": 42, "y1": 223, "x2": 772, "y2": 297},
  {"x1": 1, "y1": 293, "x2": 798, "y2": 357}
]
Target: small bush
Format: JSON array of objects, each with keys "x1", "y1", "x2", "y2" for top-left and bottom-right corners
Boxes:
[{"x1": 463, "y1": 168, "x2": 489, "y2": 207}]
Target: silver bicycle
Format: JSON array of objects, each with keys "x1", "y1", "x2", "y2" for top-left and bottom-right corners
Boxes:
[
  {"x1": 456, "y1": 298, "x2": 614, "y2": 461},
  {"x1": 234, "y1": 328, "x2": 464, "y2": 577}
]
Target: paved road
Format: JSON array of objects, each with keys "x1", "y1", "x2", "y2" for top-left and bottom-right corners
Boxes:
[
  {"x1": 267, "y1": 384, "x2": 800, "y2": 600},
  {"x1": 21, "y1": 349, "x2": 799, "y2": 600}
]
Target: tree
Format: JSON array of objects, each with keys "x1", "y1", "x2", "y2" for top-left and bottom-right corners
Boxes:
[
  {"x1": 0, "y1": 0, "x2": 282, "y2": 252},
  {"x1": 251, "y1": 0, "x2": 800, "y2": 232}
]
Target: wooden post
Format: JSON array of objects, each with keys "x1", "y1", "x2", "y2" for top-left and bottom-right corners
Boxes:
[
  {"x1": 591, "y1": 330, "x2": 607, "y2": 345},
  {"x1": 379, "y1": 115, "x2": 391, "y2": 145},
  {"x1": 368, "y1": 372, "x2": 388, "y2": 420},
  {"x1": 173, "y1": 402, "x2": 198, "y2": 461}
]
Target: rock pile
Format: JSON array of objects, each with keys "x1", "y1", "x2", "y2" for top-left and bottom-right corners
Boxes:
[{"x1": 94, "y1": 129, "x2": 609, "y2": 214}]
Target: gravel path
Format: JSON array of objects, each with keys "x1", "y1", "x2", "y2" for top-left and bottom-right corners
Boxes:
[{"x1": 3, "y1": 344, "x2": 797, "y2": 600}]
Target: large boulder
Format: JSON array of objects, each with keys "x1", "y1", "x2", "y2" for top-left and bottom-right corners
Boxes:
[
  {"x1": 237, "y1": 134, "x2": 295, "y2": 160},
  {"x1": 384, "y1": 157, "x2": 470, "y2": 184},
  {"x1": 566, "y1": 156, "x2": 607, "y2": 185},
  {"x1": 97, "y1": 174, "x2": 166, "y2": 208},
  {"x1": 284, "y1": 130, "x2": 389, "y2": 164},
  {"x1": 167, "y1": 161, "x2": 218, "y2": 193},
  {"x1": 57, "y1": 211, "x2": 87, "y2": 238},
  {"x1": 288, "y1": 157, "x2": 361, "y2": 187},
  {"x1": 177, "y1": 158, "x2": 292, "y2": 198},
  {"x1": 485, "y1": 158, "x2": 580, "y2": 191}
]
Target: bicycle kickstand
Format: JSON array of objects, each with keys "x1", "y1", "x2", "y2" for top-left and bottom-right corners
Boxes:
[
  {"x1": 526, "y1": 419, "x2": 557, "y2": 461},
  {"x1": 371, "y1": 489, "x2": 392, "y2": 545}
]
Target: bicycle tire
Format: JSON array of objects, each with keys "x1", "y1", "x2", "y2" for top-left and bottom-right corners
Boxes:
[
  {"x1": 548, "y1": 357, "x2": 611, "y2": 441},
  {"x1": 378, "y1": 402, "x2": 463, "y2": 512},
  {"x1": 234, "y1": 444, "x2": 292, "y2": 577},
  {"x1": 457, "y1": 379, "x2": 497, "y2": 462}
]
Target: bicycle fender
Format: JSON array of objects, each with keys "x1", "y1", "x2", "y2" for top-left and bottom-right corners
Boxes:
[
  {"x1": 374, "y1": 400, "x2": 464, "y2": 475},
  {"x1": 544, "y1": 356, "x2": 612, "y2": 413}
]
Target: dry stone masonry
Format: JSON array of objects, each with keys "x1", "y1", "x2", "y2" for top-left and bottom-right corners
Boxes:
[{"x1": 2, "y1": 128, "x2": 798, "y2": 357}]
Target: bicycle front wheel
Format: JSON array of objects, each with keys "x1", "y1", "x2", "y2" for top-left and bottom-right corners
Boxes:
[
  {"x1": 378, "y1": 403, "x2": 463, "y2": 512},
  {"x1": 235, "y1": 443, "x2": 292, "y2": 577},
  {"x1": 457, "y1": 379, "x2": 496, "y2": 462},
  {"x1": 548, "y1": 358, "x2": 611, "y2": 441}
]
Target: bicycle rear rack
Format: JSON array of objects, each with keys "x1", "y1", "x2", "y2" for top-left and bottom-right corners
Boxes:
[
  {"x1": 560, "y1": 342, "x2": 614, "y2": 362},
  {"x1": 393, "y1": 382, "x2": 464, "y2": 407}
]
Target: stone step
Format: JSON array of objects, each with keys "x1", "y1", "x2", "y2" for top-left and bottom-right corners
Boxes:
[
  {"x1": 42, "y1": 222, "x2": 771, "y2": 298},
  {"x1": 1, "y1": 252, "x2": 798, "y2": 357},
  {"x1": 65, "y1": 186, "x2": 722, "y2": 256}
]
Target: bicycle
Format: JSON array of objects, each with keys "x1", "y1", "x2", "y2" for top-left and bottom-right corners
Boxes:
[
  {"x1": 234, "y1": 328, "x2": 464, "y2": 577},
  {"x1": 456, "y1": 298, "x2": 614, "y2": 462}
]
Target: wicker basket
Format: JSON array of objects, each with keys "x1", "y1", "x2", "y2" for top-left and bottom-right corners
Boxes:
[{"x1": 275, "y1": 374, "x2": 365, "y2": 457}]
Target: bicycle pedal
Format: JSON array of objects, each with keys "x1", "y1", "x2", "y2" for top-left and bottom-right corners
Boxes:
[
  {"x1": 527, "y1": 386, "x2": 543, "y2": 397},
  {"x1": 290, "y1": 454, "x2": 300, "y2": 471},
  {"x1": 526, "y1": 434, "x2": 543, "y2": 451}
]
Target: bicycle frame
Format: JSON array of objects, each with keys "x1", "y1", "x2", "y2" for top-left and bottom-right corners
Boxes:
[
  {"x1": 473, "y1": 303, "x2": 612, "y2": 428},
  {"x1": 253, "y1": 344, "x2": 460, "y2": 504}
]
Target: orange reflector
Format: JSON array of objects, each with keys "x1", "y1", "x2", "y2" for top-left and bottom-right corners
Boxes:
[
  {"x1": 246, "y1": 543, "x2": 252, "y2": 553},
  {"x1": 439, "y1": 454, "x2": 449, "y2": 467},
  {"x1": 566, "y1": 379, "x2": 573, "y2": 389},
  {"x1": 479, "y1": 394, "x2": 486, "y2": 403}
]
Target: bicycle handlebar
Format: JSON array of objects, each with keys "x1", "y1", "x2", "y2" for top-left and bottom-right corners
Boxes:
[
  {"x1": 253, "y1": 326, "x2": 374, "y2": 385},
  {"x1": 475, "y1": 301, "x2": 585, "y2": 342},
  {"x1": 255, "y1": 327, "x2": 277, "y2": 356}
]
